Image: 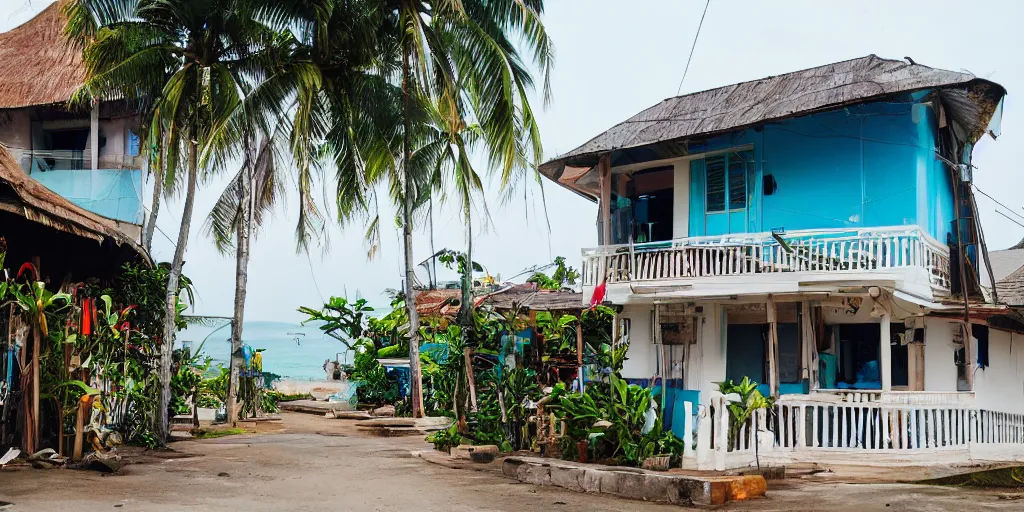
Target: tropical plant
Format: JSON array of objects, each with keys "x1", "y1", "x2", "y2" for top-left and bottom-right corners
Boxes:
[
  {"x1": 65, "y1": 0, "x2": 304, "y2": 443},
  {"x1": 351, "y1": 339, "x2": 400, "y2": 405},
  {"x1": 426, "y1": 424, "x2": 462, "y2": 452},
  {"x1": 536, "y1": 312, "x2": 578, "y2": 355},
  {"x1": 528, "y1": 257, "x2": 580, "y2": 290},
  {"x1": 715, "y1": 377, "x2": 775, "y2": 448},
  {"x1": 298, "y1": 297, "x2": 375, "y2": 350}
]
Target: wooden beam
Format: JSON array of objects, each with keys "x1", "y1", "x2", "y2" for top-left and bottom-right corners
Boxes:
[
  {"x1": 598, "y1": 154, "x2": 612, "y2": 245},
  {"x1": 766, "y1": 298, "x2": 779, "y2": 397},
  {"x1": 90, "y1": 100, "x2": 99, "y2": 170},
  {"x1": 880, "y1": 311, "x2": 892, "y2": 392}
]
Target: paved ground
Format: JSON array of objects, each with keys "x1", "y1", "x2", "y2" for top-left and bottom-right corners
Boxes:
[{"x1": 1, "y1": 412, "x2": 1023, "y2": 511}]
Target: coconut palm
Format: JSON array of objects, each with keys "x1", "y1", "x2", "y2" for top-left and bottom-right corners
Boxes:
[
  {"x1": 384, "y1": 0, "x2": 553, "y2": 417},
  {"x1": 65, "y1": 0, "x2": 290, "y2": 443}
]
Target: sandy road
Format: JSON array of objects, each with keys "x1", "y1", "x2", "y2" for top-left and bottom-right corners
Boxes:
[{"x1": 1, "y1": 412, "x2": 1021, "y2": 511}]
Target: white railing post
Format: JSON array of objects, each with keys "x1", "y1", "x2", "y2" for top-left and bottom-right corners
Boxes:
[{"x1": 683, "y1": 401, "x2": 694, "y2": 458}]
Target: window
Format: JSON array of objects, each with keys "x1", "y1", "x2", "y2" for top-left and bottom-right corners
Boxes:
[
  {"x1": 706, "y1": 155, "x2": 726, "y2": 212},
  {"x1": 704, "y1": 150, "x2": 752, "y2": 213}
]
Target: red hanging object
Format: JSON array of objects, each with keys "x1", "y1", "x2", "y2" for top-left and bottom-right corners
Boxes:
[
  {"x1": 589, "y1": 280, "x2": 607, "y2": 309},
  {"x1": 81, "y1": 298, "x2": 93, "y2": 336}
]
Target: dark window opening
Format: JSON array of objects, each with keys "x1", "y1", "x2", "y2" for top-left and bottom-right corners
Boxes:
[
  {"x1": 610, "y1": 166, "x2": 674, "y2": 244},
  {"x1": 975, "y1": 324, "x2": 989, "y2": 368},
  {"x1": 833, "y1": 323, "x2": 908, "y2": 389}
]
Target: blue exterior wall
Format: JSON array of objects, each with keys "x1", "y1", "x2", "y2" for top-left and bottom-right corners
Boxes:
[
  {"x1": 29, "y1": 169, "x2": 144, "y2": 224},
  {"x1": 686, "y1": 95, "x2": 954, "y2": 241}
]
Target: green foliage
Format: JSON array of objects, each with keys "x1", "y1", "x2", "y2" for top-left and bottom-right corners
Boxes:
[
  {"x1": 527, "y1": 257, "x2": 580, "y2": 291},
  {"x1": 351, "y1": 339, "x2": 400, "y2": 405},
  {"x1": 436, "y1": 249, "x2": 483, "y2": 275},
  {"x1": 193, "y1": 428, "x2": 249, "y2": 439},
  {"x1": 298, "y1": 297, "x2": 374, "y2": 350},
  {"x1": 536, "y1": 312, "x2": 578, "y2": 355},
  {"x1": 420, "y1": 324, "x2": 466, "y2": 416},
  {"x1": 715, "y1": 377, "x2": 775, "y2": 447},
  {"x1": 426, "y1": 425, "x2": 462, "y2": 452},
  {"x1": 377, "y1": 344, "x2": 408, "y2": 358}
]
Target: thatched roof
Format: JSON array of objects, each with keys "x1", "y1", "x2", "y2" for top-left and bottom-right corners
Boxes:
[
  {"x1": 0, "y1": 144, "x2": 148, "y2": 262},
  {"x1": 415, "y1": 284, "x2": 584, "y2": 317},
  {"x1": 541, "y1": 55, "x2": 1006, "y2": 199},
  {"x1": 996, "y1": 266, "x2": 1024, "y2": 307},
  {"x1": 0, "y1": 2, "x2": 85, "y2": 109},
  {"x1": 479, "y1": 284, "x2": 584, "y2": 312}
]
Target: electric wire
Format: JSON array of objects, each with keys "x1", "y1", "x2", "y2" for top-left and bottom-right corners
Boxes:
[{"x1": 676, "y1": 0, "x2": 711, "y2": 96}]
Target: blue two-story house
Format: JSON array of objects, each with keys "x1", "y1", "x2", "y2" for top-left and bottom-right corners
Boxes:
[{"x1": 542, "y1": 56, "x2": 1024, "y2": 469}]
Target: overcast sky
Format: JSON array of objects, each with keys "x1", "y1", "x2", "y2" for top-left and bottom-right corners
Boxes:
[{"x1": 4, "y1": 1, "x2": 1023, "y2": 322}]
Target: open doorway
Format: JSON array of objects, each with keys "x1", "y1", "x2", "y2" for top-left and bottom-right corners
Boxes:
[
  {"x1": 610, "y1": 166, "x2": 674, "y2": 244},
  {"x1": 830, "y1": 323, "x2": 908, "y2": 389}
]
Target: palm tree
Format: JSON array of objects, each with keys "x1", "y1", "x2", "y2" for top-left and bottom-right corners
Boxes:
[
  {"x1": 203, "y1": 128, "x2": 287, "y2": 422},
  {"x1": 66, "y1": 0, "x2": 284, "y2": 443},
  {"x1": 387, "y1": 0, "x2": 553, "y2": 417}
]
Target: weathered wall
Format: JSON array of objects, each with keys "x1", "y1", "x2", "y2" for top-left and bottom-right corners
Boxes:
[
  {"x1": 922, "y1": 317, "x2": 960, "y2": 392},
  {"x1": 973, "y1": 328, "x2": 1024, "y2": 414},
  {"x1": 620, "y1": 304, "x2": 655, "y2": 380},
  {"x1": 681, "y1": 96, "x2": 952, "y2": 241},
  {"x1": 0, "y1": 108, "x2": 32, "y2": 149}
]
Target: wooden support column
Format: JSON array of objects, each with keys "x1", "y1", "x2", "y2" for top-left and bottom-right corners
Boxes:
[
  {"x1": 880, "y1": 311, "x2": 892, "y2": 392},
  {"x1": 90, "y1": 100, "x2": 99, "y2": 170},
  {"x1": 963, "y1": 322, "x2": 975, "y2": 391},
  {"x1": 800, "y1": 301, "x2": 816, "y2": 390},
  {"x1": 766, "y1": 298, "x2": 780, "y2": 397},
  {"x1": 598, "y1": 154, "x2": 612, "y2": 245}
]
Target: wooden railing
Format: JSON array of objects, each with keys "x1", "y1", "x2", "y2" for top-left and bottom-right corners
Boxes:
[
  {"x1": 581, "y1": 226, "x2": 951, "y2": 292},
  {"x1": 813, "y1": 390, "x2": 975, "y2": 406},
  {"x1": 697, "y1": 394, "x2": 1020, "y2": 469}
]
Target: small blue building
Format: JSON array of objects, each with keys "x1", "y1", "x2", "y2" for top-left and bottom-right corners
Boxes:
[{"x1": 542, "y1": 56, "x2": 1024, "y2": 469}]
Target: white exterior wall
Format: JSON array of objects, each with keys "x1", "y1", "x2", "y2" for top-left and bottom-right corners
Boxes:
[
  {"x1": 974, "y1": 329, "x2": 1024, "y2": 414},
  {"x1": 672, "y1": 161, "x2": 690, "y2": 238},
  {"x1": 619, "y1": 304, "x2": 655, "y2": 380},
  {"x1": 922, "y1": 317, "x2": 960, "y2": 392},
  {"x1": 619, "y1": 302, "x2": 727, "y2": 408}
]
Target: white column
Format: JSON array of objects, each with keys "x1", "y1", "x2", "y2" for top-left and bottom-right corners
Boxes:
[
  {"x1": 90, "y1": 100, "x2": 99, "y2": 170},
  {"x1": 880, "y1": 311, "x2": 892, "y2": 392},
  {"x1": 599, "y1": 154, "x2": 611, "y2": 245}
]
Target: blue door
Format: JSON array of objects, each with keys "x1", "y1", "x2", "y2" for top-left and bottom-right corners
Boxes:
[{"x1": 689, "y1": 150, "x2": 756, "y2": 236}]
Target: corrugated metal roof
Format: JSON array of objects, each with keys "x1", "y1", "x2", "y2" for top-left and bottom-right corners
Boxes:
[{"x1": 540, "y1": 55, "x2": 1006, "y2": 195}]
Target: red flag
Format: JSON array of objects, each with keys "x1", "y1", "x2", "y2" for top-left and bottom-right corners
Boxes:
[{"x1": 589, "y1": 280, "x2": 606, "y2": 309}]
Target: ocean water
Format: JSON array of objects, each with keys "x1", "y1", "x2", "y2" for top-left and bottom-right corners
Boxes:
[{"x1": 177, "y1": 320, "x2": 355, "y2": 381}]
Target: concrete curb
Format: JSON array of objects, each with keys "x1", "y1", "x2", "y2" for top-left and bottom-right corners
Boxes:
[{"x1": 501, "y1": 456, "x2": 766, "y2": 507}]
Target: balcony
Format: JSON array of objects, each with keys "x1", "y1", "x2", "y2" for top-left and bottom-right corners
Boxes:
[
  {"x1": 581, "y1": 226, "x2": 951, "y2": 301},
  {"x1": 11, "y1": 149, "x2": 144, "y2": 225}
]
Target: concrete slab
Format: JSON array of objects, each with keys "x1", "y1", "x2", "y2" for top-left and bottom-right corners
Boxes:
[{"x1": 502, "y1": 456, "x2": 765, "y2": 507}]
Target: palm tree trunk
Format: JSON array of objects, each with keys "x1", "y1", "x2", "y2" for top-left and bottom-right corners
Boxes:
[
  {"x1": 144, "y1": 145, "x2": 164, "y2": 253},
  {"x1": 158, "y1": 139, "x2": 199, "y2": 445},
  {"x1": 227, "y1": 139, "x2": 254, "y2": 424},
  {"x1": 402, "y1": 35, "x2": 424, "y2": 418},
  {"x1": 462, "y1": 211, "x2": 477, "y2": 412}
]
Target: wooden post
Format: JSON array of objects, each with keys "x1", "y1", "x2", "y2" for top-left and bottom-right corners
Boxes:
[
  {"x1": 73, "y1": 395, "x2": 91, "y2": 461},
  {"x1": 90, "y1": 100, "x2": 99, "y2": 170},
  {"x1": 963, "y1": 322, "x2": 974, "y2": 391},
  {"x1": 766, "y1": 299, "x2": 780, "y2": 397},
  {"x1": 463, "y1": 347, "x2": 478, "y2": 412},
  {"x1": 880, "y1": 311, "x2": 892, "y2": 392},
  {"x1": 598, "y1": 154, "x2": 612, "y2": 245},
  {"x1": 800, "y1": 301, "x2": 815, "y2": 390}
]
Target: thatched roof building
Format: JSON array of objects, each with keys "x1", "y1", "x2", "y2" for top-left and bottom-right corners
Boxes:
[
  {"x1": 541, "y1": 55, "x2": 1006, "y2": 200},
  {"x1": 0, "y1": 2, "x2": 84, "y2": 109},
  {"x1": 0, "y1": 144, "x2": 149, "y2": 278}
]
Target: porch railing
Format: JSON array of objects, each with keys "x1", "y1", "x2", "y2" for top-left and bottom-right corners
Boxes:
[
  {"x1": 698, "y1": 395, "x2": 1024, "y2": 470},
  {"x1": 813, "y1": 390, "x2": 976, "y2": 406},
  {"x1": 581, "y1": 226, "x2": 951, "y2": 292}
]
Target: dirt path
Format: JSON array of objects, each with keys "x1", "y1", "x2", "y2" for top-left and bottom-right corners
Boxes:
[{"x1": 1, "y1": 413, "x2": 1022, "y2": 511}]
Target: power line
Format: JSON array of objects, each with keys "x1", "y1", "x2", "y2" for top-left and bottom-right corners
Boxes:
[
  {"x1": 305, "y1": 249, "x2": 325, "y2": 304},
  {"x1": 973, "y1": 183, "x2": 1024, "y2": 224},
  {"x1": 676, "y1": 0, "x2": 711, "y2": 96}
]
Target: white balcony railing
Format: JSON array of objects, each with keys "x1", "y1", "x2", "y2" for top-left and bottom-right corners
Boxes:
[{"x1": 581, "y1": 226, "x2": 951, "y2": 292}]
